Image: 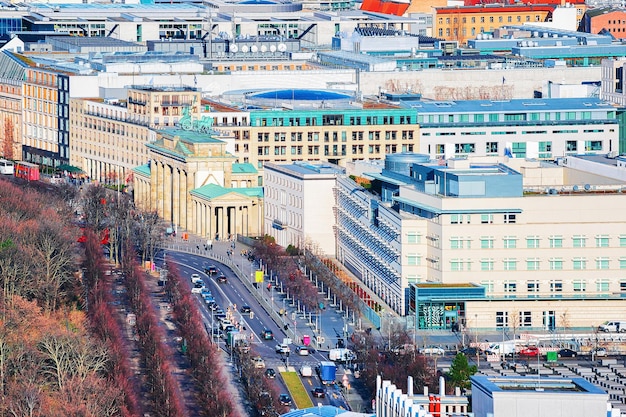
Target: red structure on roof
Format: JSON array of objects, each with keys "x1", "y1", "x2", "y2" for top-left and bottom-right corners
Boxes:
[
  {"x1": 360, "y1": 0, "x2": 410, "y2": 16},
  {"x1": 464, "y1": 0, "x2": 584, "y2": 5}
]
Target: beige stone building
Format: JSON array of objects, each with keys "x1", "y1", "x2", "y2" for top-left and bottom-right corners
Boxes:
[{"x1": 133, "y1": 129, "x2": 263, "y2": 239}]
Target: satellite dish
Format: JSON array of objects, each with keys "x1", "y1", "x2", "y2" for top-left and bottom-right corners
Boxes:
[
  {"x1": 584, "y1": 184, "x2": 591, "y2": 191},
  {"x1": 241, "y1": 45, "x2": 249, "y2": 53},
  {"x1": 260, "y1": 45, "x2": 267, "y2": 53},
  {"x1": 269, "y1": 44, "x2": 277, "y2": 53},
  {"x1": 278, "y1": 43, "x2": 287, "y2": 52},
  {"x1": 251, "y1": 45, "x2": 258, "y2": 53},
  {"x1": 230, "y1": 44, "x2": 239, "y2": 53}
]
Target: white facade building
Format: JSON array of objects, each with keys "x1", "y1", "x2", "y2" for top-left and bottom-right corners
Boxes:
[{"x1": 263, "y1": 162, "x2": 343, "y2": 255}]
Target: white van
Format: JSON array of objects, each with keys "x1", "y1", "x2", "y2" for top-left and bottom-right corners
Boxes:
[
  {"x1": 329, "y1": 348, "x2": 355, "y2": 362},
  {"x1": 300, "y1": 365, "x2": 312, "y2": 377},
  {"x1": 598, "y1": 321, "x2": 626, "y2": 333}
]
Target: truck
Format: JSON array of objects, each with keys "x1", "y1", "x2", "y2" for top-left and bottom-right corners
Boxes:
[
  {"x1": 484, "y1": 340, "x2": 519, "y2": 357},
  {"x1": 317, "y1": 361, "x2": 336, "y2": 385},
  {"x1": 227, "y1": 330, "x2": 250, "y2": 353},
  {"x1": 598, "y1": 321, "x2": 626, "y2": 333},
  {"x1": 328, "y1": 348, "x2": 355, "y2": 362}
]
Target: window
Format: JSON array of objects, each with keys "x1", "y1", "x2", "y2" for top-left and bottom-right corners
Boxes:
[
  {"x1": 496, "y1": 311, "x2": 508, "y2": 327},
  {"x1": 481, "y1": 214, "x2": 493, "y2": 224},
  {"x1": 549, "y1": 258, "x2": 563, "y2": 270},
  {"x1": 596, "y1": 257, "x2": 609, "y2": 270},
  {"x1": 407, "y1": 254, "x2": 421, "y2": 266},
  {"x1": 526, "y1": 259, "x2": 540, "y2": 271},
  {"x1": 504, "y1": 281, "x2": 517, "y2": 292},
  {"x1": 526, "y1": 236, "x2": 540, "y2": 249},
  {"x1": 573, "y1": 257, "x2": 587, "y2": 270},
  {"x1": 585, "y1": 140, "x2": 602, "y2": 151},
  {"x1": 481, "y1": 280, "x2": 494, "y2": 293},
  {"x1": 596, "y1": 279, "x2": 609, "y2": 292},
  {"x1": 573, "y1": 280, "x2": 586, "y2": 292},
  {"x1": 566, "y1": 141, "x2": 577, "y2": 152},
  {"x1": 520, "y1": 311, "x2": 532, "y2": 327},
  {"x1": 450, "y1": 259, "x2": 463, "y2": 271},
  {"x1": 538, "y1": 141, "x2": 552, "y2": 158},
  {"x1": 455, "y1": 143, "x2": 475, "y2": 154},
  {"x1": 486, "y1": 142, "x2": 498, "y2": 153},
  {"x1": 451, "y1": 214, "x2": 462, "y2": 224},
  {"x1": 621, "y1": 280, "x2": 626, "y2": 293},
  {"x1": 503, "y1": 237, "x2": 517, "y2": 249},
  {"x1": 450, "y1": 237, "x2": 464, "y2": 249},
  {"x1": 504, "y1": 213, "x2": 516, "y2": 224},
  {"x1": 550, "y1": 280, "x2": 563, "y2": 292},
  {"x1": 596, "y1": 235, "x2": 609, "y2": 247},
  {"x1": 503, "y1": 259, "x2": 517, "y2": 271},
  {"x1": 407, "y1": 232, "x2": 421, "y2": 244},
  {"x1": 480, "y1": 259, "x2": 494, "y2": 271},
  {"x1": 549, "y1": 236, "x2": 563, "y2": 248},
  {"x1": 572, "y1": 235, "x2": 586, "y2": 248},
  {"x1": 620, "y1": 258, "x2": 626, "y2": 269},
  {"x1": 480, "y1": 237, "x2": 494, "y2": 249},
  {"x1": 527, "y1": 280, "x2": 540, "y2": 292}
]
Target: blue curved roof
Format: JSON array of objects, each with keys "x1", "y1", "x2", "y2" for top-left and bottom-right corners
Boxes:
[
  {"x1": 238, "y1": 0, "x2": 277, "y2": 4},
  {"x1": 281, "y1": 405, "x2": 374, "y2": 417},
  {"x1": 248, "y1": 89, "x2": 352, "y2": 101}
]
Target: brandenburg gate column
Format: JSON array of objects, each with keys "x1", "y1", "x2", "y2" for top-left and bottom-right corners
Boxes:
[
  {"x1": 172, "y1": 167, "x2": 180, "y2": 227},
  {"x1": 151, "y1": 161, "x2": 159, "y2": 215},
  {"x1": 163, "y1": 164, "x2": 173, "y2": 225},
  {"x1": 185, "y1": 170, "x2": 194, "y2": 231}
]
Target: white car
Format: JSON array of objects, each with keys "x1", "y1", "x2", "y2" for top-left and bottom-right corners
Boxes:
[
  {"x1": 592, "y1": 347, "x2": 608, "y2": 357},
  {"x1": 253, "y1": 357, "x2": 266, "y2": 368},
  {"x1": 275, "y1": 344, "x2": 291, "y2": 354},
  {"x1": 191, "y1": 273, "x2": 202, "y2": 284},
  {"x1": 420, "y1": 346, "x2": 445, "y2": 355},
  {"x1": 191, "y1": 285, "x2": 205, "y2": 294}
]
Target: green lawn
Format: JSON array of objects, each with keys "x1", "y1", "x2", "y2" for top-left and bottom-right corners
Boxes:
[{"x1": 281, "y1": 371, "x2": 314, "y2": 409}]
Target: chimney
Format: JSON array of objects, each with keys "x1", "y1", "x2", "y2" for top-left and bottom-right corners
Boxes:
[
  {"x1": 439, "y1": 376, "x2": 446, "y2": 397},
  {"x1": 407, "y1": 376, "x2": 414, "y2": 396},
  {"x1": 424, "y1": 386, "x2": 428, "y2": 396},
  {"x1": 455, "y1": 386, "x2": 461, "y2": 396}
]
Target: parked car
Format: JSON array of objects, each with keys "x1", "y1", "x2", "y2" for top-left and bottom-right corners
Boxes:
[
  {"x1": 459, "y1": 347, "x2": 480, "y2": 356},
  {"x1": 264, "y1": 368, "x2": 276, "y2": 379},
  {"x1": 261, "y1": 329, "x2": 274, "y2": 340},
  {"x1": 420, "y1": 346, "x2": 445, "y2": 355},
  {"x1": 253, "y1": 357, "x2": 266, "y2": 369},
  {"x1": 557, "y1": 348, "x2": 577, "y2": 358},
  {"x1": 279, "y1": 394, "x2": 292, "y2": 406},
  {"x1": 312, "y1": 387, "x2": 325, "y2": 398},
  {"x1": 519, "y1": 346, "x2": 540, "y2": 357},
  {"x1": 592, "y1": 347, "x2": 608, "y2": 357},
  {"x1": 217, "y1": 273, "x2": 227, "y2": 283}
]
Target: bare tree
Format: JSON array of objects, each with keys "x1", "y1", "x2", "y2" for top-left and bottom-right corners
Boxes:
[
  {"x1": 81, "y1": 185, "x2": 109, "y2": 232},
  {"x1": 2, "y1": 117, "x2": 14, "y2": 160}
]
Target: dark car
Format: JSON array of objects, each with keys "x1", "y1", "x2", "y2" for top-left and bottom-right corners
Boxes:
[
  {"x1": 217, "y1": 274, "x2": 227, "y2": 283},
  {"x1": 205, "y1": 265, "x2": 218, "y2": 275},
  {"x1": 264, "y1": 368, "x2": 276, "y2": 379},
  {"x1": 240, "y1": 305, "x2": 251, "y2": 314},
  {"x1": 460, "y1": 347, "x2": 479, "y2": 356},
  {"x1": 261, "y1": 329, "x2": 274, "y2": 340},
  {"x1": 312, "y1": 387, "x2": 325, "y2": 398},
  {"x1": 557, "y1": 348, "x2": 577, "y2": 358},
  {"x1": 279, "y1": 394, "x2": 292, "y2": 406}
]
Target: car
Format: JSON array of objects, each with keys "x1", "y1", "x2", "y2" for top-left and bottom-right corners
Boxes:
[
  {"x1": 217, "y1": 274, "x2": 227, "y2": 283},
  {"x1": 253, "y1": 356, "x2": 266, "y2": 368},
  {"x1": 312, "y1": 387, "x2": 325, "y2": 398},
  {"x1": 205, "y1": 265, "x2": 218, "y2": 275},
  {"x1": 240, "y1": 305, "x2": 251, "y2": 314},
  {"x1": 211, "y1": 328, "x2": 222, "y2": 338},
  {"x1": 557, "y1": 348, "x2": 577, "y2": 358},
  {"x1": 261, "y1": 329, "x2": 274, "y2": 340},
  {"x1": 519, "y1": 346, "x2": 540, "y2": 357},
  {"x1": 190, "y1": 273, "x2": 202, "y2": 283},
  {"x1": 264, "y1": 368, "x2": 276, "y2": 379},
  {"x1": 275, "y1": 344, "x2": 291, "y2": 354},
  {"x1": 296, "y1": 346, "x2": 310, "y2": 356},
  {"x1": 279, "y1": 394, "x2": 292, "y2": 406},
  {"x1": 502, "y1": 360, "x2": 529, "y2": 372},
  {"x1": 191, "y1": 284, "x2": 205, "y2": 294},
  {"x1": 420, "y1": 346, "x2": 445, "y2": 355},
  {"x1": 459, "y1": 347, "x2": 480, "y2": 356},
  {"x1": 592, "y1": 347, "x2": 608, "y2": 357}
]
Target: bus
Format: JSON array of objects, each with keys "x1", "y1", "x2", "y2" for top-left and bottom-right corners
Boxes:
[
  {"x1": 15, "y1": 161, "x2": 40, "y2": 181},
  {"x1": 0, "y1": 158, "x2": 14, "y2": 175}
]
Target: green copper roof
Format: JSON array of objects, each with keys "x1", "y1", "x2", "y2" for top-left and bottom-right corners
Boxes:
[
  {"x1": 133, "y1": 163, "x2": 151, "y2": 176},
  {"x1": 191, "y1": 183, "x2": 263, "y2": 200},
  {"x1": 161, "y1": 128, "x2": 224, "y2": 144},
  {"x1": 232, "y1": 163, "x2": 258, "y2": 174}
]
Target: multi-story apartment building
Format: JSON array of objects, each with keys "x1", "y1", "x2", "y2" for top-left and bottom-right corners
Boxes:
[
  {"x1": 263, "y1": 162, "x2": 343, "y2": 255},
  {"x1": 0, "y1": 52, "x2": 24, "y2": 160},
  {"x1": 229, "y1": 104, "x2": 419, "y2": 170},
  {"x1": 434, "y1": 5, "x2": 554, "y2": 44},
  {"x1": 405, "y1": 97, "x2": 619, "y2": 160},
  {"x1": 336, "y1": 153, "x2": 626, "y2": 331},
  {"x1": 70, "y1": 85, "x2": 202, "y2": 183}
]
